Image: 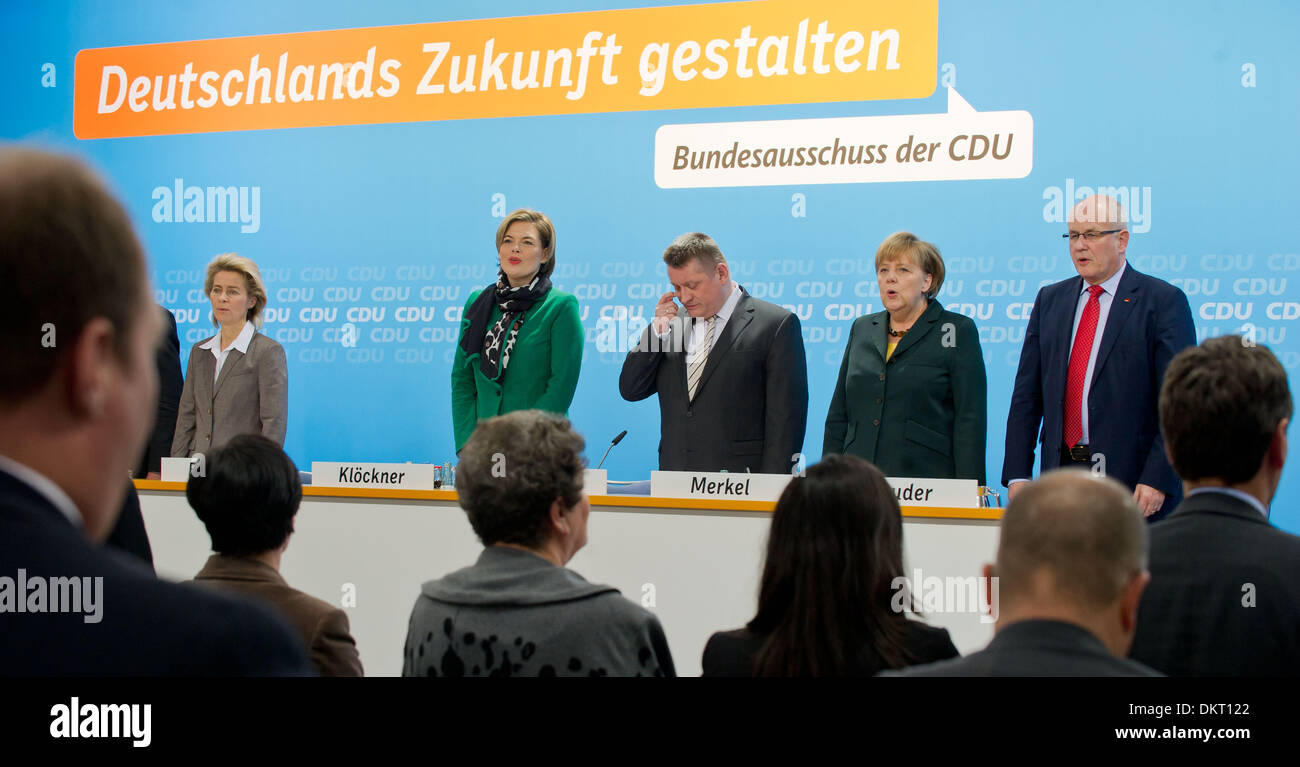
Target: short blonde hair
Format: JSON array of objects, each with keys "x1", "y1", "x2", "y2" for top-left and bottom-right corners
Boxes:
[
  {"x1": 495, "y1": 209, "x2": 556, "y2": 279},
  {"x1": 874, "y1": 232, "x2": 946, "y2": 299},
  {"x1": 204, "y1": 253, "x2": 268, "y2": 328},
  {"x1": 663, "y1": 232, "x2": 727, "y2": 270}
]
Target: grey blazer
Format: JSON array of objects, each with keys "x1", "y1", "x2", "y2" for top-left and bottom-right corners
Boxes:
[{"x1": 171, "y1": 332, "x2": 288, "y2": 456}]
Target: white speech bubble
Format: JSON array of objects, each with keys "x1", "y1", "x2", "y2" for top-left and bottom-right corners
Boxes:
[{"x1": 654, "y1": 88, "x2": 1033, "y2": 189}]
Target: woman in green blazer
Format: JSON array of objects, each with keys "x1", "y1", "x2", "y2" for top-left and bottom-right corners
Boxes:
[
  {"x1": 452, "y1": 209, "x2": 584, "y2": 452},
  {"x1": 823, "y1": 232, "x2": 987, "y2": 483}
]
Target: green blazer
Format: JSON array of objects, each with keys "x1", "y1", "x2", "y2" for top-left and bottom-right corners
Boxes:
[
  {"x1": 451, "y1": 287, "x2": 584, "y2": 452},
  {"x1": 823, "y1": 299, "x2": 987, "y2": 483}
]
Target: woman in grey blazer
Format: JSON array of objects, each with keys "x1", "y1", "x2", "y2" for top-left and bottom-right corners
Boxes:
[{"x1": 172, "y1": 253, "x2": 287, "y2": 457}]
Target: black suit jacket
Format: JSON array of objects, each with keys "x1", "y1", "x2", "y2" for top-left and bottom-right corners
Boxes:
[
  {"x1": 620, "y1": 287, "x2": 809, "y2": 473},
  {"x1": 823, "y1": 300, "x2": 987, "y2": 483},
  {"x1": 883, "y1": 620, "x2": 1161, "y2": 677},
  {"x1": 702, "y1": 619, "x2": 958, "y2": 676},
  {"x1": 1130, "y1": 490, "x2": 1300, "y2": 676},
  {"x1": 135, "y1": 306, "x2": 182, "y2": 478},
  {"x1": 0, "y1": 468, "x2": 312, "y2": 676},
  {"x1": 104, "y1": 482, "x2": 154, "y2": 572},
  {"x1": 1002, "y1": 265, "x2": 1195, "y2": 509}
]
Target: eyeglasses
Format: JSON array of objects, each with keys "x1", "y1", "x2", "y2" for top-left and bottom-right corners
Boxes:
[{"x1": 1063, "y1": 229, "x2": 1122, "y2": 242}]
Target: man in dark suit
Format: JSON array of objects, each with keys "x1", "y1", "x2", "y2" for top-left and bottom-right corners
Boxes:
[
  {"x1": 620, "y1": 233, "x2": 808, "y2": 473},
  {"x1": 886, "y1": 471, "x2": 1159, "y2": 676},
  {"x1": 0, "y1": 148, "x2": 311, "y2": 676},
  {"x1": 1130, "y1": 336, "x2": 1300, "y2": 675},
  {"x1": 134, "y1": 304, "x2": 182, "y2": 479},
  {"x1": 105, "y1": 482, "x2": 155, "y2": 572},
  {"x1": 107, "y1": 305, "x2": 179, "y2": 572},
  {"x1": 1004, "y1": 194, "x2": 1195, "y2": 519}
]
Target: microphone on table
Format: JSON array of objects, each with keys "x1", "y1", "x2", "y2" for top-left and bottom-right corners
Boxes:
[{"x1": 596, "y1": 430, "x2": 628, "y2": 470}]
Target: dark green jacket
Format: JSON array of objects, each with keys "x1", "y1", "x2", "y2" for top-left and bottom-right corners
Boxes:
[
  {"x1": 823, "y1": 300, "x2": 987, "y2": 483},
  {"x1": 451, "y1": 288, "x2": 584, "y2": 452}
]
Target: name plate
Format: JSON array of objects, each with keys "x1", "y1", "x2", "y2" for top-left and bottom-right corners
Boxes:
[
  {"x1": 886, "y1": 477, "x2": 979, "y2": 508},
  {"x1": 160, "y1": 456, "x2": 197, "y2": 482},
  {"x1": 312, "y1": 462, "x2": 435, "y2": 490},
  {"x1": 651, "y1": 471, "x2": 794, "y2": 502},
  {"x1": 583, "y1": 469, "x2": 607, "y2": 496}
]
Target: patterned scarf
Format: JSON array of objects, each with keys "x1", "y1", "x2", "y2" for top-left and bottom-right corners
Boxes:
[{"x1": 459, "y1": 271, "x2": 552, "y2": 381}]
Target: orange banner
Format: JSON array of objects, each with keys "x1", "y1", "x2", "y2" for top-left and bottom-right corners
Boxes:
[{"x1": 73, "y1": 0, "x2": 936, "y2": 139}]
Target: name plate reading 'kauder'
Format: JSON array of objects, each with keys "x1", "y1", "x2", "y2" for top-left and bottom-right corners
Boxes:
[
  {"x1": 651, "y1": 471, "x2": 794, "y2": 502},
  {"x1": 312, "y1": 462, "x2": 435, "y2": 491},
  {"x1": 886, "y1": 477, "x2": 979, "y2": 508}
]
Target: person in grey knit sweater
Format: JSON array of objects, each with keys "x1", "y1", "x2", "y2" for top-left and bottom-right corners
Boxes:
[{"x1": 403, "y1": 410, "x2": 675, "y2": 677}]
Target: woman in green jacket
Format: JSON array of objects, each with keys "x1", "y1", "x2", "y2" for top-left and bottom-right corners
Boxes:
[
  {"x1": 823, "y1": 232, "x2": 987, "y2": 483},
  {"x1": 452, "y1": 209, "x2": 584, "y2": 452}
]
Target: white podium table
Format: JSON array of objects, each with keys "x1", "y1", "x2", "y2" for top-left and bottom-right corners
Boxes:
[{"x1": 134, "y1": 481, "x2": 1001, "y2": 677}]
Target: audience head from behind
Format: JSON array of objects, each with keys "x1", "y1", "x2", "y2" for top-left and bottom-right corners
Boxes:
[
  {"x1": 994, "y1": 471, "x2": 1149, "y2": 657},
  {"x1": 187, "y1": 433, "x2": 301, "y2": 559},
  {"x1": 886, "y1": 469, "x2": 1160, "y2": 676},
  {"x1": 185, "y1": 434, "x2": 364, "y2": 677},
  {"x1": 702, "y1": 454, "x2": 959, "y2": 676},
  {"x1": 0, "y1": 147, "x2": 312, "y2": 676},
  {"x1": 1160, "y1": 335, "x2": 1291, "y2": 502},
  {"x1": 455, "y1": 408, "x2": 588, "y2": 565},
  {"x1": 403, "y1": 410, "x2": 675, "y2": 677},
  {"x1": 0, "y1": 148, "x2": 160, "y2": 540},
  {"x1": 1126, "y1": 336, "x2": 1300, "y2": 677}
]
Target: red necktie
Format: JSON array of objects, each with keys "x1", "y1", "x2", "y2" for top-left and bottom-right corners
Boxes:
[{"x1": 1064, "y1": 285, "x2": 1105, "y2": 449}]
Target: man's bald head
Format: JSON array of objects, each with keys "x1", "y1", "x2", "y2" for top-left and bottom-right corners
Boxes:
[
  {"x1": 1066, "y1": 194, "x2": 1131, "y2": 285},
  {"x1": 1068, "y1": 194, "x2": 1129, "y2": 230},
  {"x1": 996, "y1": 470, "x2": 1148, "y2": 613}
]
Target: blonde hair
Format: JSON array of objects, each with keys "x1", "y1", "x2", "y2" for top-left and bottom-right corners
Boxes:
[
  {"x1": 874, "y1": 231, "x2": 946, "y2": 299},
  {"x1": 663, "y1": 232, "x2": 727, "y2": 270},
  {"x1": 495, "y1": 209, "x2": 556, "y2": 278},
  {"x1": 204, "y1": 253, "x2": 268, "y2": 328}
]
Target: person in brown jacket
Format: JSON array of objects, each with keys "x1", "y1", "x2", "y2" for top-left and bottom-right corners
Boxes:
[{"x1": 187, "y1": 434, "x2": 363, "y2": 677}]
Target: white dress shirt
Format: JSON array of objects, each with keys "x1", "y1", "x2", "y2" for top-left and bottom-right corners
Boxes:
[
  {"x1": 200, "y1": 320, "x2": 255, "y2": 382},
  {"x1": 0, "y1": 453, "x2": 82, "y2": 528},
  {"x1": 1069, "y1": 261, "x2": 1127, "y2": 445}
]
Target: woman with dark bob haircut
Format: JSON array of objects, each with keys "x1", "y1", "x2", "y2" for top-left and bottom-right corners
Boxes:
[
  {"x1": 403, "y1": 410, "x2": 675, "y2": 677},
  {"x1": 702, "y1": 454, "x2": 959, "y2": 676},
  {"x1": 186, "y1": 434, "x2": 363, "y2": 676}
]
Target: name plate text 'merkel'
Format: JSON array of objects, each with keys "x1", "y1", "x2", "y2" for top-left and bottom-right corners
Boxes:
[
  {"x1": 651, "y1": 471, "x2": 794, "y2": 502},
  {"x1": 312, "y1": 462, "x2": 435, "y2": 491},
  {"x1": 650, "y1": 471, "x2": 979, "y2": 507}
]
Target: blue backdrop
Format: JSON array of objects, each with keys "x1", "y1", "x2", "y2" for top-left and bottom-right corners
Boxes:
[{"x1": 4, "y1": 0, "x2": 1298, "y2": 533}]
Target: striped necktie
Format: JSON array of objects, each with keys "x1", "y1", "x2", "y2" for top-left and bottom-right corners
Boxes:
[{"x1": 687, "y1": 315, "x2": 716, "y2": 401}]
